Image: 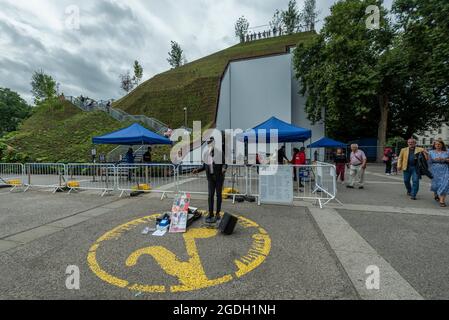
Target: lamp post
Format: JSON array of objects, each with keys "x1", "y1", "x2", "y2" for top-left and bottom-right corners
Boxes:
[{"x1": 183, "y1": 107, "x2": 188, "y2": 128}]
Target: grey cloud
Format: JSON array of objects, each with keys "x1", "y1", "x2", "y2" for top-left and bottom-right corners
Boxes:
[
  {"x1": 1, "y1": 0, "x2": 371, "y2": 104},
  {"x1": 0, "y1": 20, "x2": 46, "y2": 53}
]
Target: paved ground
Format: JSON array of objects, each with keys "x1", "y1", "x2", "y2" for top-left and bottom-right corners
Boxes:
[{"x1": 0, "y1": 164, "x2": 447, "y2": 300}]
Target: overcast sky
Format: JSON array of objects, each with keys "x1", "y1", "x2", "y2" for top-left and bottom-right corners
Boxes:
[{"x1": 0, "y1": 0, "x2": 393, "y2": 104}]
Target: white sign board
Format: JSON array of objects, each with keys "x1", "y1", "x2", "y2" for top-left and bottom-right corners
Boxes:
[{"x1": 259, "y1": 166, "x2": 294, "y2": 205}]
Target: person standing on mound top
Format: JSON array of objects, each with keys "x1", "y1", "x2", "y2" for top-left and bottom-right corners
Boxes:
[{"x1": 192, "y1": 137, "x2": 227, "y2": 224}]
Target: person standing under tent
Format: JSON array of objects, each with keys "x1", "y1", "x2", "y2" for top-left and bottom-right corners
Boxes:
[
  {"x1": 143, "y1": 147, "x2": 152, "y2": 163},
  {"x1": 277, "y1": 146, "x2": 289, "y2": 165},
  {"x1": 125, "y1": 148, "x2": 135, "y2": 181}
]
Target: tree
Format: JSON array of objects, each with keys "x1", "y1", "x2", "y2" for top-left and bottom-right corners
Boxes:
[
  {"x1": 30, "y1": 70, "x2": 57, "y2": 105},
  {"x1": 120, "y1": 71, "x2": 135, "y2": 93},
  {"x1": 234, "y1": 16, "x2": 250, "y2": 42},
  {"x1": 133, "y1": 60, "x2": 143, "y2": 86},
  {"x1": 269, "y1": 9, "x2": 284, "y2": 32},
  {"x1": 300, "y1": 0, "x2": 319, "y2": 31},
  {"x1": 282, "y1": 0, "x2": 300, "y2": 34},
  {"x1": 167, "y1": 41, "x2": 186, "y2": 69},
  {"x1": 293, "y1": 0, "x2": 395, "y2": 161},
  {"x1": 392, "y1": 0, "x2": 449, "y2": 125},
  {"x1": 0, "y1": 88, "x2": 31, "y2": 136}
]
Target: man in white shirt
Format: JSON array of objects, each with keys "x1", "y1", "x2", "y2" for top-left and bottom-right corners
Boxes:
[{"x1": 347, "y1": 144, "x2": 367, "y2": 189}]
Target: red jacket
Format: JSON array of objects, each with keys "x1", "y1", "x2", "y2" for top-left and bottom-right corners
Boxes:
[{"x1": 292, "y1": 152, "x2": 306, "y2": 165}]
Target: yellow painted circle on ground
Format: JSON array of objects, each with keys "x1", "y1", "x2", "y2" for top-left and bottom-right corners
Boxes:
[{"x1": 87, "y1": 211, "x2": 271, "y2": 293}]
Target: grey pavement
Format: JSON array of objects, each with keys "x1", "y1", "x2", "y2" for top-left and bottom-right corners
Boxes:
[
  {"x1": 339, "y1": 209, "x2": 449, "y2": 300},
  {"x1": 0, "y1": 163, "x2": 448, "y2": 300},
  {"x1": 0, "y1": 196, "x2": 357, "y2": 300}
]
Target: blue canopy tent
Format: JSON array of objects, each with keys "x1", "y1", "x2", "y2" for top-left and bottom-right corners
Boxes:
[
  {"x1": 238, "y1": 117, "x2": 312, "y2": 143},
  {"x1": 92, "y1": 123, "x2": 172, "y2": 146},
  {"x1": 307, "y1": 137, "x2": 347, "y2": 149}
]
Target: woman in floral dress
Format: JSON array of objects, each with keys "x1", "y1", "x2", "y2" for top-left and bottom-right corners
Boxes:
[{"x1": 429, "y1": 140, "x2": 449, "y2": 207}]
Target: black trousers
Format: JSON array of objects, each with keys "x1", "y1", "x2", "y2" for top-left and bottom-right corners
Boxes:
[
  {"x1": 385, "y1": 160, "x2": 392, "y2": 174},
  {"x1": 207, "y1": 174, "x2": 224, "y2": 216}
]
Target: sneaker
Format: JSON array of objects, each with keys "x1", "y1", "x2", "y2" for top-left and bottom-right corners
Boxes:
[{"x1": 215, "y1": 213, "x2": 222, "y2": 222}]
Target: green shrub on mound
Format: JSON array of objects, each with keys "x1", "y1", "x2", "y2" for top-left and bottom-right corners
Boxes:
[{"x1": 6, "y1": 99, "x2": 130, "y2": 163}]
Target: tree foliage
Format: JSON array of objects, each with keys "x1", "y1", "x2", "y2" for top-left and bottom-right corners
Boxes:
[
  {"x1": 293, "y1": 0, "x2": 448, "y2": 160},
  {"x1": 133, "y1": 60, "x2": 143, "y2": 86},
  {"x1": 120, "y1": 71, "x2": 135, "y2": 93},
  {"x1": 300, "y1": 0, "x2": 319, "y2": 31},
  {"x1": 235, "y1": 16, "x2": 250, "y2": 42},
  {"x1": 30, "y1": 70, "x2": 57, "y2": 105},
  {"x1": 269, "y1": 9, "x2": 284, "y2": 31},
  {"x1": 282, "y1": 0, "x2": 301, "y2": 35},
  {"x1": 392, "y1": 0, "x2": 449, "y2": 125},
  {"x1": 167, "y1": 41, "x2": 186, "y2": 69},
  {"x1": 0, "y1": 88, "x2": 31, "y2": 137}
]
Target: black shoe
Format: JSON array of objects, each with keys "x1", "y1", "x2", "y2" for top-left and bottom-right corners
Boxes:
[
  {"x1": 205, "y1": 216, "x2": 217, "y2": 224},
  {"x1": 215, "y1": 213, "x2": 222, "y2": 222},
  {"x1": 359, "y1": 186, "x2": 364, "y2": 189},
  {"x1": 346, "y1": 186, "x2": 354, "y2": 189},
  {"x1": 411, "y1": 197, "x2": 417, "y2": 200}
]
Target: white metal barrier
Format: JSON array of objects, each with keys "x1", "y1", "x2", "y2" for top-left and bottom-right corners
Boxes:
[
  {"x1": 24, "y1": 163, "x2": 66, "y2": 192},
  {"x1": 0, "y1": 163, "x2": 25, "y2": 192},
  {"x1": 176, "y1": 164, "x2": 248, "y2": 202},
  {"x1": 116, "y1": 163, "x2": 177, "y2": 198},
  {"x1": 2, "y1": 162, "x2": 337, "y2": 208},
  {"x1": 66, "y1": 163, "x2": 116, "y2": 196},
  {"x1": 248, "y1": 163, "x2": 337, "y2": 208}
]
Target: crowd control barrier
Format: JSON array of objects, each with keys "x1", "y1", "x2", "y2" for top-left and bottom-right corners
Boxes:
[
  {"x1": 66, "y1": 163, "x2": 116, "y2": 196},
  {"x1": 0, "y1": 163, "x2": 25, "y2": 192},
  {"x1": 116, "y1": 164, "x2": 177, "y2": 198},
  {"x1": 24, "y1": 163, "x2": 66, "y2": 193}
]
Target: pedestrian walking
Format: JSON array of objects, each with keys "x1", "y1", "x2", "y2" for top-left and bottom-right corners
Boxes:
[
  {"x1": 383, "y1": 146, "x2": 394, "y2": 175},
  {"x1": 333, "y1": 148, "x2": 347, "y2": 184},
  {"x1": 347, "y1": 144, "x2": 367, "y2": 189},
  {"x1": 429, "y1": 140, "x2": 449, "y2": 207},
  {"x1": 397, "y1": 139, "x2": 428, "y2": 200}
]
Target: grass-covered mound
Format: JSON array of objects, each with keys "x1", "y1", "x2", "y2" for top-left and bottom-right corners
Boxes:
[{"x1": 114, "y1": 32, "x2": 317, "y2": 129}]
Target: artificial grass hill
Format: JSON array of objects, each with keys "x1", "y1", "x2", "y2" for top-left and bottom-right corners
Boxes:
[
  {"x1": 114, "y1": 32, "x2": 317, "y2": 129},
  {"x1": 4, "y1": 99, "x2": 129, "y2": 163}
]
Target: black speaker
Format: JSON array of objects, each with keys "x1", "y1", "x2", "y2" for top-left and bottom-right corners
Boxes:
[{"x1": 219, "y1": 213, "x2": 238, "y2": 235}]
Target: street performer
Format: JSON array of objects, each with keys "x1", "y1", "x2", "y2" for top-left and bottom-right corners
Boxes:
[{"x1": 192, "y1": 137, "x2": 227, "y2": 224}]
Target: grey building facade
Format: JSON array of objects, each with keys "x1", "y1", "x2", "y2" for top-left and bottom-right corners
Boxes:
[{"x1": 215, "y1": 52, "x2": 325, "y2": 159}]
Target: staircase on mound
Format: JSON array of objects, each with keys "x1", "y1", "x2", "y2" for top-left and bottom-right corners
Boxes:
[{"x1": 66, "y1": 96, "x2": 170, "y2": 163}]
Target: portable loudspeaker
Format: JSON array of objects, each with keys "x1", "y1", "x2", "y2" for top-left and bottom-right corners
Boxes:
[{"x1": 219, "y1": 213, "x2": 238, "y2": 235}]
